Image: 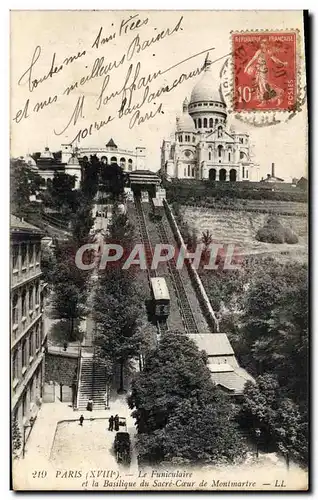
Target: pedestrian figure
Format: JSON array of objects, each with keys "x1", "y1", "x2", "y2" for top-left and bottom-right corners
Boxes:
[
  {"x1": 79, "y1": 415, "x2": 84, "y2": 426},
  {"x1": 108, "y1": 415, "x2": 114, "y2": 431},
  {"x1": 87, "y1": 398, "x2": 93, "y2": 411},
  {"x1": 114, "y1": 414, "x2": 119, "y2": 431},
  {"x1": 63, "y1": 342, "x2": 68, "y2": 351}
]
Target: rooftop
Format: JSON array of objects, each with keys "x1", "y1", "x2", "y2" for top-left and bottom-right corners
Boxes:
[
  {"x1": 11, "y1": 215, "x2": 43, "y2": 235},
  {"x1": 187, "y1": 333, "x2": 234, "y2": 356}
]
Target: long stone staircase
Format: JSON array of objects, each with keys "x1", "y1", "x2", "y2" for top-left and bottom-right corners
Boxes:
[
  {"x1": 77, "y1": 353, "x2": 108, "y2": 411},
  {"x1": 76, "y1": 312, "x2": 108, "y2": 411}
]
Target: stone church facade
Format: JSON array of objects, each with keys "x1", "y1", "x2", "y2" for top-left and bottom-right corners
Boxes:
[{"x1": 161, "y1": 58, "x2": 259, "y2": 182}]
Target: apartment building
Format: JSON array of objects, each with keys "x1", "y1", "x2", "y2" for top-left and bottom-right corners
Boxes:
[{"x1": 11, "y1": 215, "x2": 47, "y2": 450}]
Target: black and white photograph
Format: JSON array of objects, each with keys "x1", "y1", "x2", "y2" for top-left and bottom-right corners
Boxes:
[{"x1": 10, "y1": 9, "x2": 308, "y2": 491}]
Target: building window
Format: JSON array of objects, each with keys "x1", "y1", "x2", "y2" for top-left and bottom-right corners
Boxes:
[
  {"x1": 192, "y1": 166, "x2": 195, "y2": 177},
  {"x1": 194, "y1": 119, "x2": 197, "y2": 128},
  {"x1": 246, "y1": 169, "x2": 249, "y2": 179},
  {"x1": 12, "y1": 293, "x2": 19, "y2": 325},
  {"x1": 228, "y1": 152, "x2": 231, "y2": 161},
  {"x1": 208, "y1": 151, "x2": 211, "y2": 161},
  {"x1": 218, "y1": 145, "x2": 223, "y2": 158},
  {"x1": 110, "y1": 156, "x2": 117, "y2": 164},
  {"x1": 21, "y1": 289, "x2": 27, "y2": 318},
  {"x1": 242, "y1": 166, "x2": 245, "y2": 178},
  {"x1": 184, "y1": 167, "x2": 187, "y2": 176},
  {"x1": 29, "y1": 286, "x2": 34, "y2": 311},
  {"x1": 198, "y1": 118, "x2": 202, "y2": 128},
  {"x1": 240, "y1": 151, "x2": 245, "y2": 159},
  {"x1": 35, "y1": 325, "x2": 40, "y2": 350},
  {"x1": 178, "y1": 135, "x2": 182, "y2": 142},
  {"x1": 35, "y1": 243, "x2": 41, "y2": 264},
  {"x1": 120, "y1": 157, "x2": 126, "y2": 169},
  {"x1": 12, "y1": 349, "x2": 18, "y2": 380},
  {"x1": 187, "y1": 165, "x2": 191, "y2": 176},
  {"x1": 22, "y1": 392, "x2": 27, "y2": 418},
  {"x1": 29, "y1": 243, "x2": 34, "y2": 266},
  {"x1": 192, "y1": 136, "x2": 195, "y2": 143},
  {"x1": 12, "y1": 245, "x2": 19, "y2": 270},
  {"x1": 22, "y1": 340, "x2": 27, "y2": 369},
  {"x1": 215, "y1": 118, "x2": 219, "y2": 125},
  {"x1": 29, "y1": 332, "x2": 33, "y2": 359},
  {"x1": 21, "y1": 244, "x2": 27, "y2": 268},
  {"x1": 128, "y1": 159, "x2": 133, "y2": 171},
  {"x1": 203, "y1": 118, "x2": 207, "y2": 128},
  {"x1": 35, "y1": 283, "x2": 39, "y2": 306},
  {"x1": 209, "y1": 118, "x2": 213, "y2": 128}
]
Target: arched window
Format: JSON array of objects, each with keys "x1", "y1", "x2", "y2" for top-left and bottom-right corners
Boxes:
[
  {"x1": 228, "y1": 152, "x2": 231, "y2": 161},
  {"x1": 101, "y1": 156, "x2": 107, "y2": 164},
  {"x1": 120, "y1": 157, "x2": 126, "y2": 168},
  {"x1": 194, "y1": 119, "x2": 197, "y2": 128},
  {"x1": 209, "y1": 118, "x2": 213, "y2": 128},
  {"x1": 128, "y1": 159, "x2": 133, "y2": 171},
  {"x1": 242, "y1": 166, "x2": 245, "y2": 178},
  {"x1": 246, "y1": 169, "x2": 249, "y2": 179},
  {"x1": 215, "y1": 118, "x2": 219, "y2": 125},
  {"x1": 240, "y1": 151, "x2": 245, "y2": 159},
  {"x1": 198, "y1": 118, "x2": 202, "y2": 128},
  {"x1": 208, "y1": 150, "x2": 211, "y2": 161},
  {"x1": 218, "y1": 145, "x2": 223, "y2": 158},
  {"x1": 188, "y1": 165, "x2": 191, "y2": 176},
  {"x1": 110, "y1": 156, "x2": 117, "y2": 164},
  {"x1": 203, "y1": 118, "x2": 207, "y2": 128},
  {"x1": 192, "y1": 166, "x2": 195, "y2": 177}
]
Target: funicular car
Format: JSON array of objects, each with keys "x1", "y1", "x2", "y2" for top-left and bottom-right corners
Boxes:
[
  {"x1": 151, "y1": 198, "x2": 164, "y2": 220},
  {"x1": 150, "y1": 277, "x2": 170, "y2": 319}
]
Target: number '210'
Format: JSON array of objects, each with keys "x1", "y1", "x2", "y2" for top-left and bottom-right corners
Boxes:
[
  {"x1": 32, "y1": 470, "x2": 47, "y2": 478},
  {"x1": 237, "y1": 86, "x2": 252, "y2": 103}
]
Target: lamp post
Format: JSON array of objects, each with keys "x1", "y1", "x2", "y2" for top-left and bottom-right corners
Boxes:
[{"x1": 255, "y1": 427, "x2": 261, "y2": 459}]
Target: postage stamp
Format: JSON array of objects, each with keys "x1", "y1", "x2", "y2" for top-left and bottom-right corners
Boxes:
[{"x1": 232, "y1": 31, "x2": 298, "y2": 112}]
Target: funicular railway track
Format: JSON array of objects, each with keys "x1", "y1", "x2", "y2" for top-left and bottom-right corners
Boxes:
[
  {"x1": 155, "y1": 220, "x2": 199, "y2": 334},
  {"x1": 134, "y1": 195, "x2": 199, "y2": 335},
  {"x1": 134, "y1": 197, "x2": 169, "y2": 335}
]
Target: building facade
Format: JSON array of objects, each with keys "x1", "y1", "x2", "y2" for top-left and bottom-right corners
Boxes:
[
  {"x1": 11, "y1": 215, "x2": 47, "y2": 452},
  {"x1": 22, "y1": 138, "x2": 146, "y2": 191},
  {"x1": 161, "y1": 58, "x2": 259, "y2": 182}
]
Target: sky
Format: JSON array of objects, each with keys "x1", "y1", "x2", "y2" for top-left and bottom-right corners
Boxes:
[{"x1": 10, "y1": 10, "x2": 308, "y2": 182}]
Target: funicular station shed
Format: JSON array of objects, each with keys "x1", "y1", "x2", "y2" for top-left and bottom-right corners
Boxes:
[{"x1": 127, "y1": 170, "x2": 162, "y2": 199}]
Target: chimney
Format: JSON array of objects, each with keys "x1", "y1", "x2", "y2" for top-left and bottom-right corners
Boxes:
[{"x1": 271, "y1": 162, "x2": 275, "y2": 178}]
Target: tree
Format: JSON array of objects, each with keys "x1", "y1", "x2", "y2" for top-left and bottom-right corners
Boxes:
[
  {"x1": 93, "y1": 266, "x2": 142, "y2": 393},
  {"x1": 10, "y1": 158, "x2": 43, "y2": 217},
  {"x1": 50, "y1": 242, "x2": 89, "y2": 340},
  {"x1": 46, "y1": 171, "x2": 77, "y2": 214},
  {"x1": 129, "y1": 332, "x2": 246, "y2": 464},
  {"x1": 240, "y1": 375, "x2": 308, "y2": 465},
  {"x1": 12, "y1": 416, "x2": 22, "y2": 455}
]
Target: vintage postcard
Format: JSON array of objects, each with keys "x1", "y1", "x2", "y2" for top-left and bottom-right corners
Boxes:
[{"x1": 10, "y1": 10, "x2": 309, "y2": 491}]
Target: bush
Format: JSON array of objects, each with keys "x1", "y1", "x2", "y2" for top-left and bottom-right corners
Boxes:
[{"x1": 256, "y1": 216, "x2": 299, "y2": 244}]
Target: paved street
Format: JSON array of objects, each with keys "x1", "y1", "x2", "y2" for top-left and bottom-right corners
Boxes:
[{"x1": 13, "y1": 394, "x2": 137, "y2": 490}]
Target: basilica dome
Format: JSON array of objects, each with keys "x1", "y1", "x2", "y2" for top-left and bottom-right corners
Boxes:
[
  {"x1": 176, "y1": 98, "x2": 195, "y2": 132},
  {"x1": 190, "y1": 58, "x2": 224, "y2": 104}
]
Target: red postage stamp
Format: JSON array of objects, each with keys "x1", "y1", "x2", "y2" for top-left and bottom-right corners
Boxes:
[{"x1": 232, "y1": 31, "x2": 297, "y2": 112}]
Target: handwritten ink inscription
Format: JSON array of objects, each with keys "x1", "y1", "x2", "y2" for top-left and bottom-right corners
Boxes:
[{"x1": 12, "y1": 13, "x2": 225, "y2": 143}]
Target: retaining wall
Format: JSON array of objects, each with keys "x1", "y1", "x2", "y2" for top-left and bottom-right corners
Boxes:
[{"x1": 163, "y1": 200, "x2": 219, "y2": 333}]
